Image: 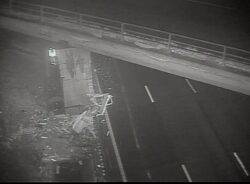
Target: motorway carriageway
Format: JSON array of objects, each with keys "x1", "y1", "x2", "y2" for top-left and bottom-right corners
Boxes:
[{"x1": 91, "y1": 53, "x2": 250, "y2": 182}]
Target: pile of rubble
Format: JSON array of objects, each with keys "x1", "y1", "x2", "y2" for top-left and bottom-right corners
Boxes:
[
  {"x1": 32, "y1": 113, "x2": 96, "y2": 157},
  {"x1": 4, "y1": 91, "x2": 111, "y2": 181},
  {"x1": 6, "y1": 109, "x2": 97, "y2": 181}
]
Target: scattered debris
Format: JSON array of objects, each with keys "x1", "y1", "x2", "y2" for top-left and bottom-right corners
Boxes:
[
  {"x1": 78, "y1": 160, "x2": 83, "y2": 165},
  {"x1": 72, "y1": 111, "x2": 93, "y2": 134},
  {"x1": 37, "y1": 123, "x2": 47, "y2": 125}
]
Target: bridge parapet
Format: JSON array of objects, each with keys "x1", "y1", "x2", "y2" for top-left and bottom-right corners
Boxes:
[
  {"x1": 0, "y1": 0, "x2": 250, "y2": 69},
  {"x1": 1, "y1": 0, "x2": 250, "y2": 95}
]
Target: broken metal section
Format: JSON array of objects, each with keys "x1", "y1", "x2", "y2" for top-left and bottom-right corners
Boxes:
[{"x1": 72, "y1": 93, "x2": 113, "y2": 134}]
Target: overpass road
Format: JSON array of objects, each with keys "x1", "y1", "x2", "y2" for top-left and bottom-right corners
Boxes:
[{"x1": 92, "y1": 52, "x2": 250, "y2": 182}]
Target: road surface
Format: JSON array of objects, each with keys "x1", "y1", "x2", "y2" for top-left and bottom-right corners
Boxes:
[{"x1": 92, "y1": 52, "x2": 250, "y2": 182}]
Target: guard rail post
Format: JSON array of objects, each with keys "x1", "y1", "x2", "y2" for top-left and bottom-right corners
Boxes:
[
  {"x1": 78, "y1": 13, "x2": 82, "y2": 24},
  {"x1": 40, "y1": 5, "x2": 44, "y2": 22},
  {"x1": 168, "y1": 33, "x2": 172, "y2": 52},
  {"x1": 222, "y1": 46, "x2": 226, "y2": 64},
  {"x1": 120, "y1": 23, "x2": 125, "y2": 41},
  {"x1": 9, "y1": 0, "x2": 12, "y2": 14},
  {"x1": 121, "y1": 23, "x2": 125, "y2": 34}
]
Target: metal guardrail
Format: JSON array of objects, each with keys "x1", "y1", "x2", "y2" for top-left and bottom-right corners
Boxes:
[{"x1": 1, "y1": 0, "x2": 250, "y2": 65}]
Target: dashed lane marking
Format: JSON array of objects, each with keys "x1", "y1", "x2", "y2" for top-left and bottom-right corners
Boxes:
[
  {"x1": 233, "y1": 152, "x2": 249, "y2": 176},
  {"x1": 181, "y1": 164, "x2": 193, "y2": 182},
  {"x1": 144, "y1": 85, "x2": 155, "y2": 103}
]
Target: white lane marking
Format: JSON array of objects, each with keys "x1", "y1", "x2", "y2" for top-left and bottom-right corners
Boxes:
[
  {"x1": 233, "y1": 152, "x2": 249, "y2": 176},
  {"x1": 95, "y1": 72, "x2": 127, "y2": 182},
  {"x1": 121, "y1": 85, "x2": 141, "y2": 149},
  {"x1": 185, "y1": 0, "x2": 235, "y2": 10},
  {"x1": 146, "y1": 170, "x2": 152, "y2": 180},
  {"x1": 104, "y1": 102, "x2": 128, "y2": 181},
  {"x1": 185, "y1": 79, "x2": 197, "y2": 93},
  {"x1": 181, "y1": 164, "x2": 192, "y2": 182},
  {"x1": 144, "y1": 85, "x2": 155, "y2": 103}
]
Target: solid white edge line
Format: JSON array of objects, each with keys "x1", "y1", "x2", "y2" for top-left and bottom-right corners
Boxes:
[
  {"x1": 144, "y1": 85, "x2": 155, "y2": 102},
  {"x1": 116, "y1": 65, "x2": 141, "y2": 150},
  {"x1": 233, "y1": 152, "x2": 249, "y2": 176},
  {"x1": 185, "y1": 79, "x2": 197, "y2": 93},
  {"x1": 104, "y1": 112, "x2": 128, "y2": 181},
  {"x1": 181, "y1": 164, "x2": 193, "y2": 182},
  {"x1": 121, "y1": 87, "x2": 141, "y2": 150},
  {"x1": 95, "y1": 72, "x2": 127, "y2": 182}
]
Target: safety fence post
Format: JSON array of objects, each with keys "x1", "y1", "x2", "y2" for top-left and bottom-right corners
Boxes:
[
  {"x1": 78, "y1": 13, "x2": 82, "y2": 24},
  {"x1": 121, "y1": 23, "x2": 125, "y2": 34},
  {"x1": 120, "y1": 23, "x2": 125, "y2": 41},
  {"x1": 168, "y1": 33, "x2": 172, "y2": 52},
  {"x1": 222, "y1": 46, "x2": 226, "y2": 63},
  {"x1": 40, "y1": 5, "x2": 44, "y2": 22},
  {"x1": 9, "y1": 0, "x2": 12, "y2": 14}
]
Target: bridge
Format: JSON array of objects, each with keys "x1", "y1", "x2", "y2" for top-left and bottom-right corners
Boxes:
[{"x1": 0, "y1": 0, "x2": 250, "y2": 95}]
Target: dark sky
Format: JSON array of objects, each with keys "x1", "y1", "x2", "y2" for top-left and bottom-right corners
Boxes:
[
  {"x1": 13, "y1": 0, "x2": 250, "y2": 48},
  {"x1": 22, "y1": 0, "x2": 250, "y2": 12}
]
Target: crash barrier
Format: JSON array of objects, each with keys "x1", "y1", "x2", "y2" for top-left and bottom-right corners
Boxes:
[
  {"x1": 93, "y1": 94, "x2": 113, "y2": 116},
  {"x1": 72, "y1": 93, "x2": 112, "y2": 134},
  {"x1": 0, "y1": 0, "x2": 250, "y2": 65}
]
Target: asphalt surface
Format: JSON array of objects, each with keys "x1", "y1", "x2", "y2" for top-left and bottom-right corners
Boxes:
[{"x1": 92, "y1": 52, "x2": 250, "y2": 182}]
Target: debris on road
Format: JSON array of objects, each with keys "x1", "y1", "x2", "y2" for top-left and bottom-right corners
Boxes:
[
  {"x1": 40, "y1": 137, "x2": 48, "y2": 139},
  {"x1": 78, "y1": 160, "x2": 83, "y2": 165}
]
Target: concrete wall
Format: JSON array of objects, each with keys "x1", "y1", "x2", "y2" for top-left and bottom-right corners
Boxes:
[{"x1": 56, "y1": 48, "x2": 94, "y2": 114}]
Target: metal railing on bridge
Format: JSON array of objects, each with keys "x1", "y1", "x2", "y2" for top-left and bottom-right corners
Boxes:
[{"x1": 1, "y1": 0, "x2": 250, "y2": 65}]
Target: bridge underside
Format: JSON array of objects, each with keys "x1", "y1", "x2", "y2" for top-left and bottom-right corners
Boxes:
[{"x1": 1, "y1": 15, "x2": 250, "y2": 95}]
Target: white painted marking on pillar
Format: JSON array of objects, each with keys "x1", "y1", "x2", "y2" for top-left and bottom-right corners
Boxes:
[
  {"x1": 185, "y1": 79, "x2": 197, "y2": 93},
  {"x1": 144, "y1": 85, "x2": 155, "y2": 103},
  {"x1": 95, "y1": 72, "x2": 127, "y2": 182},
  {"x1": 146, "y1": 170, "x2": 152, "y2": 180},
  {"x1": 181, "y1": 164, "x2": 192, "y2": 182},
  {"x1": 233, "y1": 152, "x2": 249, "y2": 176}
]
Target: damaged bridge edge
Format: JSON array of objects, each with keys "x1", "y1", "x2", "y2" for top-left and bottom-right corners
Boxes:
[
  {"x1": 73, "y1": 50, "x2": 126, "y2": 182},
  {"x1": 88, "y1": 53, "x2": 128, "y2": 182}
]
